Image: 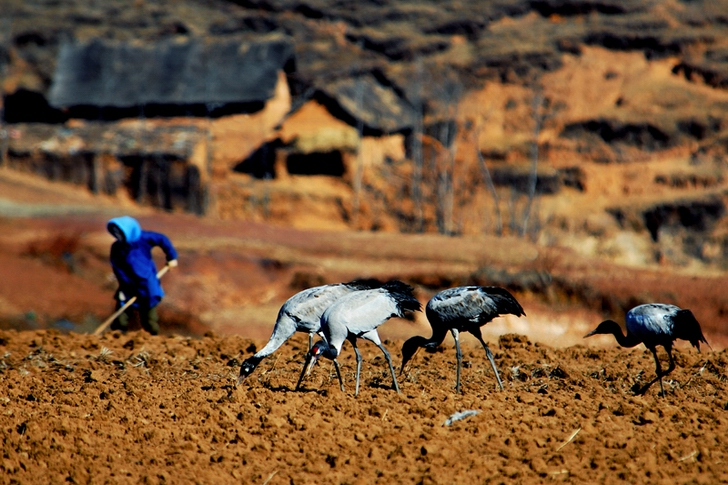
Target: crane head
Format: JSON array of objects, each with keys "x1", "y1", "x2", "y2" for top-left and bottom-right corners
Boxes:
[
  {"x1": 400, "y1": 336, "x2": 430, "y2": 374},
  {"x1": 306, "y1": 341, "x2": 328, "y2": 375},
  {"x1": 236, "y1": 357, "x2": 260, "y2": 387},
  {"x1": 584, "y1": 320, "x2": 621, "y2": 339}
]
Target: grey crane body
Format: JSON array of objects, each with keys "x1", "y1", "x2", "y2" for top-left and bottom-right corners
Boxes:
[
  {"x1": 401, "y1": 286, "x2": 525, "y2": 393},
  {"x1": 585, "y1": 303, "x2": 710, "y2": 395},
  {"x1": 296, "y1": 280, "x2": 421, "y2": 396},
  {"x1": 237, "y1": 279, "x2": 385, "y2": 385}
]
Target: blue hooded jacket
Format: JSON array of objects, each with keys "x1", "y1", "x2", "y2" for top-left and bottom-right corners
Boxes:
[{"x1": 108, "y1": 216, "x2": 178, "y2": 308}]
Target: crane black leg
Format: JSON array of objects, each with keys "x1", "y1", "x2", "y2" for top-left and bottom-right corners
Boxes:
[
  {"x1": 349, "y1": 339, "x2": 363, "y2": 396},
  {"x1": 332, "y1": 359, "x2": 345, "y2": 393},
  {"x1": 638, "y1": 346, "x2": 676, "y2": 396},
  {"x1": 664, "y1": 345, "x2": 676, "y2": 376},
  {"x1": 295, "y1": 352, "x2": 313, "y2": 391},
  {"x1": 451, "y1": 328, "x2": 462, "y2": 393},
  {"x1": 375, "y1": 342, "x2": 401, "y2": 394},
  {"x1": 651, "y1": 348, "x2": 665, "y2": 396},
  {"x1": 636, "y1": 347, "x2": 665, "y2": 396},
  {"x1": 473, "y1": 329, "x2": 504, "y2": 390},
  {"x1": 635, "y1": 349, "x2": 665, "y2": 396}
]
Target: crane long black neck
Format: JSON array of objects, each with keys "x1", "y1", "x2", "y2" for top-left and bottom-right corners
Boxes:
[
  {"x1": 603, "y1": 320, "x2": 641, "y2": 348},
  {"x1": 402, "y1": 325, "x2": 448, "y2": 354},
  {"x1": 401, "y1": 322, "x2": 449, "y2": 371},
  {"x1": 424, "y1": 324, "x2": 449, "y2": 348}
]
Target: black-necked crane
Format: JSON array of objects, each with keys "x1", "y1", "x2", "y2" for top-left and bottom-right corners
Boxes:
[
  {"x1": 585, "y1": 303, "x2": 710, "y2": 395},
  {"x1": 236, "y1": 279, "x2": 384, "y2": 386},
  {"x1": 296, "y1": 280, "x2": 421, "y2": 396},
  {"x1": 401, "y1": 286, "x2": 525, "y2": 393}
]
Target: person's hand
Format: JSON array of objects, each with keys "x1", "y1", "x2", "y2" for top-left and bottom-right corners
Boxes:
[{"x1": 167, "y1": 259, "x2": 178, "y2": 268}]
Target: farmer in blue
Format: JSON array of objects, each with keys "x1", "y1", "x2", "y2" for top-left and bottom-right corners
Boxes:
[{"x1": 107, "y1": 216, "x2": 178, "y2": 335}]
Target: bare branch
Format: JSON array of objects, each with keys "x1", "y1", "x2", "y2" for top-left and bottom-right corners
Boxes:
[
  {"x1": 411, "y1": 59, "x2": 425, "y2": 233},
  {"x1": 521, "y1": 90, "x2": 543, "y2": 237},
  {"x1": 352, "y1": 77, "x2": 365, "y2": 228},
  {"x1": 475, "y1": 126, "x2": 502, "y2": 236}
]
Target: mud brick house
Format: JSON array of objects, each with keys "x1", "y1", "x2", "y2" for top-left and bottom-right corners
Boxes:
[
  {"x1": 235, "y1": 72, "x2": 416, "y2": 180},
  {"x1": 3, "y1": 34, "x2": 298, "y2": 215},
  {"x1": 2, "y1": 33, "x2": 419, "y2": 223}
]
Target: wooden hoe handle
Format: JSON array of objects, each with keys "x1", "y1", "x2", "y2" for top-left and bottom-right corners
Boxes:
[{"x1": 92, "y1": 265, "x2": 171, "y2": 336}]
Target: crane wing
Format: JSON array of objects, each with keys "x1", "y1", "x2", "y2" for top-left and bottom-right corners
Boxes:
[
  {"x1": 281, "y1": 283, "x2": 355, "y2": 333},
  {"x1": 626, "y1": 303, "x2": 679, "y2": 341},
  {"x1": 427, "y1": 286, "x2": 524, "y2": 325},
  {"x1": 321, "y1": 289, "x2": 407, "y2": 346}
]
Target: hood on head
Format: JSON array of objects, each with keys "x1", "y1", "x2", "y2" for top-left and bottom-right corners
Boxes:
[{"x1": 107, "y1": 216, "x2": 142, "y2": 243}]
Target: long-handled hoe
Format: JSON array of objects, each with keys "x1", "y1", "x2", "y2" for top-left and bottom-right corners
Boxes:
[{"x1": 92, "y1": 265, "x2": 171, "y2": 336}]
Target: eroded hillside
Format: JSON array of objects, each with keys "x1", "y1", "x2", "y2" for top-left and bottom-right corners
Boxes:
[{"x1": 2, "y1": 0, "x2": 728, "y2": 272}]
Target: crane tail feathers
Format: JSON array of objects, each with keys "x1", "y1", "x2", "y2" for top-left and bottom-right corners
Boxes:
[
  {"x1": 484, "y1": 287, "x2": 525, "y2": 318},
  {"x1": 383, "y1": 280, "x2": 422, "y2": 313},
  {"x1": 674, "y1": 309, "x2": 711, "y2": 351},
  {"x1": 344, "y1": 278, "x2": 385, "y2": 290}
]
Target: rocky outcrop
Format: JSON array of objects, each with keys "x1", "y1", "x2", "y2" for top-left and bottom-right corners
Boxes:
[
  {"x1": 561, "y1": 116, "x2": 725, "y2": 158},
  {"x1": 562, "y1": 119, "x2": 672, "y2": 152},
  {"x1": 642, "y1": 197, "x2": 726, "y2": 242},
  {"x1": 607, "y1": 196, "x2": 727, "y2": 240}
]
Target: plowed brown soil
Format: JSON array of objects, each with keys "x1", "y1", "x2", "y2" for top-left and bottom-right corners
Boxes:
[
  {"x1": 2, "y1": 169, "x2": 728, "y2": 484},
  {"x1": 1, "y1": 328, "x2": 726, "y2": 484}
]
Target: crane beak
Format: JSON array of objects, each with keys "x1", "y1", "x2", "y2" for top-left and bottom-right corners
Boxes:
[
  {"x1": 399, "y1": 352, "x2": 414, "y2": 375},
  {"x1": 584, "y1": 329, "x2": 597, "y2": 338},
  {"x1": 235, "y1": 359, "x2": 257, "y2": 387},
  {"x1": 305, "y1": 353, "x2": 320, "y2": 376}
]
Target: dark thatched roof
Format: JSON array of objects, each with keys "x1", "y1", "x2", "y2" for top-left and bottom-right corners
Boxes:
[{"x1": 49, "y1": 35, "x2": 294, "y2": 109}]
